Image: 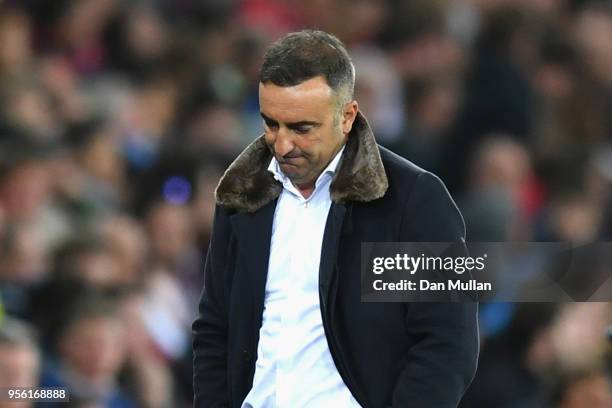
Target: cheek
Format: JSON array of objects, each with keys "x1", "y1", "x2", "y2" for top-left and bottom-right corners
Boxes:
[
  {"x1": 313, "y1": 128, "x2": 340, "y2": 155},
  {"x1": 264, "y1": 133, "x2": 277, "y2": 151},
  {"x1": 293, "y1": 137, "x2": 317, "y2": 157},
  {"x1": 264, "y1": 132, "x2": 274, "y2": 144}
]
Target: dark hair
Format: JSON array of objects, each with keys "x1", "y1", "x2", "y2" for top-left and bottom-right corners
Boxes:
[
  {"x1": 57, "y1": 295, "x2": 120, "y2": 341},
  {"x1": 260, "y1": 30, "x2": 355, "y2": 104}
]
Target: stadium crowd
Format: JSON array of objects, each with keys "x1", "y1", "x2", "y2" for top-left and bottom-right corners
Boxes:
[{"x1": 0, "y1": 0, "x2": 611, "y2": 407}]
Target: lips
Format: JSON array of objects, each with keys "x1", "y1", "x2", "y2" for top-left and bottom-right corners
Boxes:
[
  {"x1": 279, "y1": 156, "x2": 303, "y2": 165},
  {"x1": 279, "y1": 161, "x2": 299, "y2": 168}
]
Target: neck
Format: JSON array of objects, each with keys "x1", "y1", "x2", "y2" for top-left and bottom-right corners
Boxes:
[
  {"x1": 295, "y1": 182, "x2": 315, "y2": 199},
  {"x1": 292, "y1": 144, "x2": 345, "y2": 199}
]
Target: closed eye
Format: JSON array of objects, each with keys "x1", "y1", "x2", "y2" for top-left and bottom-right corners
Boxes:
[
  {"x1": 260, "y1": 112, "x2": 320, "y2": 134},
  {"x1": 288, "y1": 121, "x2": 319, "y2": 135},
  {"x1": 292, "y1": 126, "x2": 312, "y2": 135}
]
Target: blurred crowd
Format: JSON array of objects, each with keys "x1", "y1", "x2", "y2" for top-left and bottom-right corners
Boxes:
[{"x1": 0, "y1": 0, "x2": 611, "y2": 407}]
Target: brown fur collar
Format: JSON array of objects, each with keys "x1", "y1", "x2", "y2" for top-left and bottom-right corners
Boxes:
[{"x1": 215, "y1": 112, "x2": 388, "y2": 213}]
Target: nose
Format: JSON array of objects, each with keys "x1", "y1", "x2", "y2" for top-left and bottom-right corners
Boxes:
[{"x1": 274, "y1": 129, "x2": 294, "y2": 157}]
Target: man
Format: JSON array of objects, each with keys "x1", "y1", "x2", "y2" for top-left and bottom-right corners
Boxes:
[{"x1": 193, "y1": 30, "x2": 478, "y2": 408}]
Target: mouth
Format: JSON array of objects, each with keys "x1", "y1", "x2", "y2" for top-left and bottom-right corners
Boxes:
[{"x1": 278, "y1": 156, "x2": 304, "y2": 166}]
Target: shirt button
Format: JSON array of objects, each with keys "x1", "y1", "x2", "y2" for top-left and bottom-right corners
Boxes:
[{"x1": 242, "y1": 349, "x2": 252, "y2": 362}]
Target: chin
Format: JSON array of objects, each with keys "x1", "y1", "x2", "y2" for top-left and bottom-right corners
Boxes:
[
  {"x1": 285, "y1": 171, "x2": 309, "y2": 184},
  {"x1": 285, "y1": 173, "x2": 306, "y2": 183},
  {"x1": 279, "y1": 164, "x2": 301, "y2": 176}
]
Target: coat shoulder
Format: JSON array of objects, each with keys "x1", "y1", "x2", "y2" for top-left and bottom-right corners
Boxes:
[
  {"x1": 377, "y1": 145, "x2": 464, "y2": 236},
  {"x1": 377, "y1": 145, "x2": 434, "y2": 196}
]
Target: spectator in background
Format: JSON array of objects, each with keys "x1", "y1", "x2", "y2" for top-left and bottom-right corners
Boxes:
[
  {"x1": 40, "y1": 296, "x2": 133, "y2": 408},
  {"x1": 0, "y1": 139, "x2": 71, "y2": 272},
  {"x1": 461, "y1": 135, "x2": 536, "y2": 241},
  {"x1": 551, "y1": 303, "x2": 611, "y2": 371},
  {"x1": 0, "y1": 79, "x2": 59, "y2": 140},
  {"x1": 95, "y1": 215, "x2": 147, "y2": 288},
  {"x1": 0, "y1": 221, "x2": 49, "y2": 319},
  {"x1": 45, "y1": 0, "x2": 117, "y2": 76},
  {"x1": 0, "y1": 318, "x2": 40, "y2": 408},
  {"x1": 550, "y1": 366, "x2": 612, "y2": 408},
  {"x1": 61, "y1": 117, "x2": 125, "y2": 213},
  {"x1": 0, "y1": 144, "x2": 57, "y2": 226},
  {"x1": 574, "y1": 4, "x2": 612, "y2": 89},
  {"x1": 388, "y1": 76, "x2": 460, "y2": 174},
  {"x1": 546, "y1": 192, "x2": 602, "y2": 242},
  {"x1": 351, "y1": 45, "x2": 405, "y2": 144},
  {"x1": 0, "y1": 7, "x2": 33, "y2": 77},
  {"x1": 460, "y1": 303, "x2": 560, "y2": 408},
  {"x1": 52, "y1": 237, "x2": 122, "y2": 292},
  {"x1": 105, "y1": 3, "x2": 170, "y2": 81}
]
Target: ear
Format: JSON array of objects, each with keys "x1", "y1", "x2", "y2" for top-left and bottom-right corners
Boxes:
[{"x1": 342, "y1": 100, "x2": 359, "y2": 136}]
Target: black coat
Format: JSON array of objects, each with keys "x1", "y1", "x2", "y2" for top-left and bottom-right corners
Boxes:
[{"x1": 193, "y1": 113, "x2": 479, "y2": 408}]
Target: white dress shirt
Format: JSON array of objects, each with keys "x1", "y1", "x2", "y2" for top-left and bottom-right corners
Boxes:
[{"x1": 242, "y1": 146, "x2": 361, "y2": 408}]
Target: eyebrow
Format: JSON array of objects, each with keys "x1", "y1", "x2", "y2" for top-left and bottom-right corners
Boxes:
[{"x1": 260, "y1": 112, "x2": 321, "y2": 129}]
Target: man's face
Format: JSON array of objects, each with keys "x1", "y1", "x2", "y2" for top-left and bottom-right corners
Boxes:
[{"x1": 259, "y1": 76, "x2": 355, "y2": 189}]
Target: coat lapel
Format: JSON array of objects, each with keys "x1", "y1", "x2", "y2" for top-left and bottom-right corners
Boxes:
[
  {"x1": 229, "y1": 199, "x2": 277, "y2": 332},
  {"x1": 319, "y1": 202, "x2": 348, "y2": 315}
]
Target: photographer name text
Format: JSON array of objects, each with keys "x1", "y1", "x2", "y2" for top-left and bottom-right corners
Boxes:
[{"x1": 371, "y1": 253, "x2": 492, "y2": 292}]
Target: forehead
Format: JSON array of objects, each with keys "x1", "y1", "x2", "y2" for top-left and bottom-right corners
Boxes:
[{"x1": 259, "y1": 76, "x2": 335, "y2": 121}]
